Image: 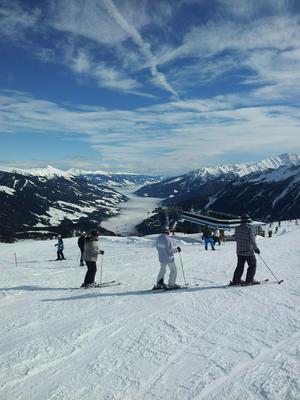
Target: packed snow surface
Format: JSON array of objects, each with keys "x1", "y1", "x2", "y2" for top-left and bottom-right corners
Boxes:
[{"x1": 1, "y1": 222, "x2": 300, "y2": 400}]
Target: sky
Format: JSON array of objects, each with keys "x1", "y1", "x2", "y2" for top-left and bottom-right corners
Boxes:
[{"x1": 1, "y1": 0, "x2": 300, "y2": 175}]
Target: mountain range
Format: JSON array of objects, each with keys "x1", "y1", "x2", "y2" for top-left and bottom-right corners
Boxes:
[
  {"x1": 0, "y1": 167, "x2": 160, "y2": 241},
  {"x1": 1, "y1": 153, "x2": 300, "y2": 241},
  {"x1": 135, "y1": 153, "x2": 300, "y2": 232}
]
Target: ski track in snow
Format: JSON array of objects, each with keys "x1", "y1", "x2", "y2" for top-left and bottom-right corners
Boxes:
[{"x1": 0, "y1": 223, "x2": 300, "y2": 399}]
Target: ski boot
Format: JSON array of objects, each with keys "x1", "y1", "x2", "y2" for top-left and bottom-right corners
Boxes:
[
  {"x1": 229, "y1": 279, "x2": 245, "y2": 286},
  {"x1": 244, "y1": 280, "x2": 260, "y2": 286},
  {"x1": 166, "y1": 284, "x2": 181, "y2": 290},
  {"x1": 152, "y1": 279, "x2": 167, "y2": 290}
]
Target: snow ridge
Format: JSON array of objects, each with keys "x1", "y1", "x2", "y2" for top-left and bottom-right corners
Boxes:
[{"x1": 187, "y1": 152, "x2": 300, "y2": 180}]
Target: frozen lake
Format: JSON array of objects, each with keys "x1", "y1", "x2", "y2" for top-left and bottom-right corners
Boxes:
[{"x1": 101, "y1": 186, "x2": 163, "y2": 234}]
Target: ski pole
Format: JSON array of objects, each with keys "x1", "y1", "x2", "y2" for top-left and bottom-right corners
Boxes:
[
  {"x1": 258, "y1": 254, "x2": 283, "y2": 284},
  {"x1": 99, "y1": 254, "x2": 104, "y2": 286},
  {"x1": 76, "y1": 252, "x2": 80, "y2": 267},
  {"x1": 178, "y1": 252, "x2": 187, "y2": 286}
]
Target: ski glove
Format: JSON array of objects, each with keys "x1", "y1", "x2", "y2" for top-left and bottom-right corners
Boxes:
[
  {"x1": 177, "y1": 247, "x2": 181, "y2": 253},
  {"x1": 254, "y1": 248, "x2": 260, "y2": 254},
  {"x1": 99, "y1": 250, "x2": 104, "y2": 255}
]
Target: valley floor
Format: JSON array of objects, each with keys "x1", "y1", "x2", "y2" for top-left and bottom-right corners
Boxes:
[
  {"x1": 100, "y1": 188, "x2": 162, "y2": 234},
  {"x1": 0, "y1": 222, "x2": 299, "y2": 400}
]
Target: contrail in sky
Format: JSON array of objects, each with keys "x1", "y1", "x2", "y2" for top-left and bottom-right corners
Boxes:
[{"x1": 102, "y1": 0, "x2": 178, "y2": 97}]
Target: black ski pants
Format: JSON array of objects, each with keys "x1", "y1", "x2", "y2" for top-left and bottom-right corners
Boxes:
[
  {"x1": 57, "y1": 250, "x2": 65, "y2": 260},
  {"x1": 79, "y1": 246, "x2": 84, "y2": 264},
  {"x1": 213, "y1": 236, "x2": 221, "y2": 246},
  {"x1": 84, "y1": 261, "x2": 97, "y2": 285},
  {"x1": 232, "y1": 254, "x2": 257, "y2": 284}
]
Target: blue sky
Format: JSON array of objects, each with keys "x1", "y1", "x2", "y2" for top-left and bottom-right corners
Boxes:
[{"x1": 1, "y1": 0, "x2": 300, "y2": 175}]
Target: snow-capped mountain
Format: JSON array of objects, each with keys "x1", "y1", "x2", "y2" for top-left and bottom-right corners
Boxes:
[
  {"x1": 0, "y1": 166, "x2": 163, "y2": 240},
  {"x1": 0, "y1": 170, "x2": 129, "y2": 241},
  {"x1": 135, "y1": 153, "x2": 300, "y2": 199},
  {"x1": 164, "y1": 164, "x2": 300, "y2": 223},
  {"x1": 0, "y1": 165, "x2": 162, "y2": 187},
  {"x1": 134, "y1": 154, "x2": 300, "y2": 232},
  {"x1": 187, "y1": 152, "x2": 300, "y2": 179}
]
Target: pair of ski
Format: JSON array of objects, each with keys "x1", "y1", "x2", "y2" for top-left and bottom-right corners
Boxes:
[
  {"x1": 151, "y1": 283, "x2": 199, "y2": 292},
  {"x1": 227, "y1": 278, "x2": 284, "y2": 287},
  {"x1": 82, "y1": 280, "x2": 121, "y2": 289},
  {"x1": 151, "y1": 278, "x2": 284, "y2": 292}
]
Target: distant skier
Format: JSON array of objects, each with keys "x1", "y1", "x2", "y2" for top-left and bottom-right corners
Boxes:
[
  {"x1": 268, "y1": 226, "x2": 273, "y2": 238},
  {"x1": 55, "y1": 235, "x2": 65, "y2": 260},
  {"x1": 230, "y1": 214, "x2": 260, "y2": 286},
  {"x1": 81, "y1": 230, "x2": 104, "y2": 288},
  {"x1": 154, "y1": 227, "x2": 181, "y2": 289},
  {"x1": 77, "y1": 231, "x2": 86, "y2": 266},
  {"x1": 202, "y1": 225, "x2": 215, "y2": 250},
  {"x1": 275, "y1": 225, "x2": 278, "y2": 234},
  {"x1": 212, "y1": 228, "x2": 221, "y2": 246}
]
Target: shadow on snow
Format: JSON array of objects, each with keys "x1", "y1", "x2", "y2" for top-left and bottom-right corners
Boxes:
[{"x1": 41, "y1": 284, "x2": 228, "y2": 302}]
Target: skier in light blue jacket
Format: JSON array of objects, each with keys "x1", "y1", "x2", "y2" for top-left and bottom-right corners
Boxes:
[
  {"x1": 55, "y1": 235, "x2": 65, "y2": 260},
  {"x1": 154, "y1": 228, "x2": 181, "y2": 289}
]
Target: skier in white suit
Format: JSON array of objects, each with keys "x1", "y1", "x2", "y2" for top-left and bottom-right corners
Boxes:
[{"x1": 154, "y1": 227, "x2": 181, "y2": 289}]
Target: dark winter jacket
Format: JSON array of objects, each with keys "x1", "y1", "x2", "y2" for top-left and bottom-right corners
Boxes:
[
  {"x1": 202, "y1": 226, "x2": 212, "y2": 239},
  {"x1": 55, "y1": 239, "x2": 64, "y2": 251},
  {"x1": 78, "y1": 236, "x2": 85, "y2": 250}
]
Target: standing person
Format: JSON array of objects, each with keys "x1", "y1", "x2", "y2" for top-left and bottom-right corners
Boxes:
[
  {"x1": 268, "y1": 226, "x2": 273, "y2": 238},
  {"x1": 154, "y1": 227, "x2": 181, "y2": 289},
  {"x1": 230, "y1": 214, "x2": 260, "y2": 286},
  {"x1": 77, "y1": 231, "x2": 86, "y2": 266},
  {"x1": 81, "y1": 230, "x2": 104, "y2": 288},
  {"x1": 202, "y1": 225, "x2": 215, "y2": 250},
  {"x1": 55, "y1": 235, "x2": 65, "y2": 260},
  {"x1": 212, "y1": 228, "x2": 221, "y2": 246}
]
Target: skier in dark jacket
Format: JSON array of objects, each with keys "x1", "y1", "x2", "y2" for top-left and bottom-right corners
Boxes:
[
  {"x1": 202, "y1": 225, "x2": 215, "y2": 250},
  {"x1": 55, "y1": 235, "x2": 65, "y2": 260},
  {"x1": 81, "y1": 230, "x2": 104, "y2": 288},
  {"x1": 77, "y1": 232, "x2": 86, "y2": 266},
  {"x1": 230, "y1": 214, "x2": 260, "y2": 285}
]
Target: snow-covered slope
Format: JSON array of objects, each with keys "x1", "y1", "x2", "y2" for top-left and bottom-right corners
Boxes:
[
  {"x1": 0, "y1": 165, "x2": 162, "y2": 187},
  {"x1": 0, "y1": 165, "x2": 72, "y2": 179},
  {"x1": 0, "y1": 222, "x2": 299, "y2": 399},
  {"x1": 0, "y1": 171, "x2": 127, "y2": 240}
]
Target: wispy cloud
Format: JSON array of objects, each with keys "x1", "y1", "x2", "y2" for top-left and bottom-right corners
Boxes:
[
  {"x1": 1, "y1": 90, "x2": 299, "y2": 174},
  {"x1": 0, "y1": 0, "x2": 176, "y2": 97},
  {"x1": 63, "y1": 47, "x2": 156, "y2": 97},
  {"x1": 1, "y1": 1, "x2": 300, "y2": 174},
  {"x1": 217, "y1": 0, "x2": 293, "y2": 19},
  {"x1": 157, "y1": 13, "x2": 300, "y2": 103},
  {"x1": 101, "y1": 0, "x2": 178, "y2": 97},
  {"x1": 93, "y1": 63, "x2": 140, "y2": 91},
  {"x1": 48, "y1": 0, "x2": 178, "y2": 96},
  {"x1": 0, "y1": 0, "x2": 40, "y2": 40}
]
